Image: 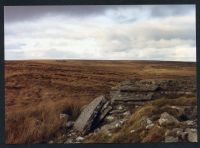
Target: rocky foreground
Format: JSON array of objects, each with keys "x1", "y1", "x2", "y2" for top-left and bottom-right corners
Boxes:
[{"x1": 48, "y1": 78, "x2": 197, "y2": 143}]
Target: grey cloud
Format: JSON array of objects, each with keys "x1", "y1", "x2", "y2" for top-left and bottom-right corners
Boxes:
[
  {"x1": 5, "y1": 5, "x2": 194, "y2": 24},
  {"x1": 45, "y1": 49, "x2": 79, "y2": 59},
  {"x1": 5, "y1": 50, "x2": 25, "y2": 60},
  {"x1": 4, "y1": 5, "x2": 116, "y2": 23},
  {"x1": 128, "y1": 22, "x2": 195, "y2": 42},
  {"x1": 5, "y1": 30, "x2": 17, "y2": 36},
  {"x1": 150, "y1": 5, "x2": 195, "y2": 17},
  {"x1": 5, "y1": 43, "x2": 25, "y2": 50},
  {"x1": 119, "y1": 17, "x2": 137, "y2": 23},
  {"x1": 146, "y1": 28, "x2": 195, "y2": 41},
  {"x1": 111, "y1": 14, "x2": 138, "y2": 24},
  {"x1": 189, "y1": 41, "x2": 196, "y2": 47},
  {"x1": 100, "y1": 34, "x2": 133, "y2": 53}
]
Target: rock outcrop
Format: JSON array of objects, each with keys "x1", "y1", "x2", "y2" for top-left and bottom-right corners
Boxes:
[
  {"x1": 55, "y1": 78, "x2": 197, "y2": 143},
  {"x1": 110, "y1": 78, "x2": 196, "y2": 105},
  {"x1": 73, "y1": 95, "x2": 109, "y2": 134}
]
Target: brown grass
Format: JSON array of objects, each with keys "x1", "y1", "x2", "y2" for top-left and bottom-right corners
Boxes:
[
  {"x1": 142, "y1": 125, "x2": 166, "y2": 143},
  {"x1": 5, "y1": 60, "x2": 196, "y2": 143},
  {"x1": 5, "y1": 99, "x2": 83, "y2": 144}
]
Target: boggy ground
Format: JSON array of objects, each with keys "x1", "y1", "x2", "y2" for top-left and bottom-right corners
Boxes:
[{"x1": 5, "y1": 60, "x2": 196, "y2": 144}]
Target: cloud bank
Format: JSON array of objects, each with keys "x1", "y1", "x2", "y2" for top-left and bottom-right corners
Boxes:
[{"x1": 4, "y1": 5, "x2": 196, "y2": 61}]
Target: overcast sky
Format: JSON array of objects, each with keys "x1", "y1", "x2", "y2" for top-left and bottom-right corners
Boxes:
[{"x1": 4, "y1": 5, "x2": 196, "y2": 61}]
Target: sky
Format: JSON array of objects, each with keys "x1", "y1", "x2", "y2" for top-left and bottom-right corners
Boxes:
[{"x1": 4, "y1": 5, "x2": 196, "y2": 61}]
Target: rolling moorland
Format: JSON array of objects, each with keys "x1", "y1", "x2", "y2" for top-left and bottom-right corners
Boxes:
[{"x1": 5, "y1": 60, "x2": 197, "y2": 144}]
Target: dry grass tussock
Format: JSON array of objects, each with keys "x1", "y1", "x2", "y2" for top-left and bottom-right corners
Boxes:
[{"x1": 5, "y1": 98, "x2": 84, "y2": 144}]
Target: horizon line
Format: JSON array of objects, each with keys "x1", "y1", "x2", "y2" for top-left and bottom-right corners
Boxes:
[{"x1": 4, "y1": 59, "x2": 196, "y2": 63}]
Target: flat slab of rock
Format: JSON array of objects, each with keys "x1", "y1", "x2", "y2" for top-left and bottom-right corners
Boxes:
[
  {"x1": 110, "y1": 78, "x2": 196, "y2": 105},
  {"x1": 74, "y1": 95, "x2": 107, "y2": 135},
  {"x1": 111, "y1": 92, "x2": 154, "y2": 101}
]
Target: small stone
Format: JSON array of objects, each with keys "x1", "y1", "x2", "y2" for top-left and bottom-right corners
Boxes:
[
  {"x1": 188, "y1": 132, "x2": 197, "y2": 142},
  {"x1": 123, "y1": 111, "x2": 131, "y2": 116},
  {"x1": 119, "y1": 120, "x2": 125, "y2": 125},
  {"x1": 115, "y1": 123, "x2": 120, "y2": 128},
  {"x1": 158, "y1": 112, "x2": 179, "y2": 126},
  {"x1": 165, "y1": 130, "x2": 171, "y2": 137},
  {"x1": 48, "y1": 140, "x2": 54, "y2": 144},
  {"x1": 64, "y1": 139, "x2": 73, "y2": 143},
  {"x1": 165, "y1": 136, "x2": 179, "y2": 142},
  {"x1": 105, "y1": 130, "x2": 112, "y2": 137},
  {"x1": 68, "y1": 132, "x2": 76, "y2": 136},
  {"x1": 76, "y1": 136, "x2": 84, "y2": 142},
  {"x1": 171, "y1": 106, "x2": 181, "y2": 110},
  {"x1": 146, "y1": 123, "x2": 154, "y2": 129},
  {"x1": 185, "y1": 120, "x2": 195, "y2": 126},
  {"x1": 105, "y1": 116, "x2": 115, "y2": 122},
  {"x1": 185, "y1": 128, "x2": 197, "y2": 142},
  {"x1": 130, "y1": 129, "x2": 136, "y2": 133},
  {"x1": 117, "y1": 105, "x2": 124, "y2": 110},
  {"x1": 146, "y1": 118, "x2": 153, "y2": 125}
]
